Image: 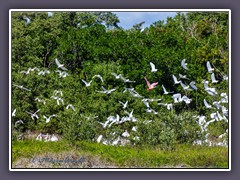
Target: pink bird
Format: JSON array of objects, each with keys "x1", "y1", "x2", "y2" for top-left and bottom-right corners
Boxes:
[{"x1": 144, "y1": 77, "x2": 158, "y2": 91}]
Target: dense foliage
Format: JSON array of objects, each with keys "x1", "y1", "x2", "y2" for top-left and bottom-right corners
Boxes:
[{"x1": 11, "y1": 11, "x2": 229, "y2": 149}]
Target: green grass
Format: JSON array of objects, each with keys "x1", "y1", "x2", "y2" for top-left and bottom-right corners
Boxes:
[{"x1": 12, "y1": 140, "x2": 228, "y2": 168}]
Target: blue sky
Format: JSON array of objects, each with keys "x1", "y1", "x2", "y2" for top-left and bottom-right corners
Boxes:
[{"x1": 113, "y1": 12, "x2": 177, "y2": 29}]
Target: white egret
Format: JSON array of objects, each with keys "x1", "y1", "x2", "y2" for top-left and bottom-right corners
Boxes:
[
  {"x1": 172, "y1": 74, "x2": 181, "y2": 84},
  {"x1": 206, "y1": 61, "x2": 214, "y2": 73},
  {"x1": 55, "y1": 58, "x2": 67, "y2": 71},
  {"x1": 162, "y1": 84, "x2": 174, "y2": 94},
  {"x1": 150, "y1": 62, "x2": 158, "y2": 72},
  {"x1": 181, "y1": 59, "x2": 188, "y2": 70},
  {"x1": 26, "y1": 109, "x2": 40, "y2": 120},
  {"x1": 43, "y1": 114, "x2": 57, "y2": 123},
  {"x1": 81, "y1": 79, "x2": 92, "y2": 87},
  {"x1": 203, "y1": 99, "x2": 212, "y2": 109}
]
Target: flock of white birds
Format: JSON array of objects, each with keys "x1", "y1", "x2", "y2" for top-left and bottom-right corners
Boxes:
[{"x1": 12, "y1": 58, "x2": 229, "y2": 147}]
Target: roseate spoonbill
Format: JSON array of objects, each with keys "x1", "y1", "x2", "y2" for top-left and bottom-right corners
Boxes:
[{"x1": 144, "y1": 77, "x2": 158, "y2": 91}]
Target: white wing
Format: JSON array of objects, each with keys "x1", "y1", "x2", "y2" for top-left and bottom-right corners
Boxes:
[
  {"x1": 162, "y1": 85, "x2": 167, "y2": 94},
  {"x1": 204, "y1": 99, "x2": 211, "y2": 108},
  {"x1": 150, "y1": 62, "x2": 156, "y2": 71},
  {"x1": 181, "y1": 59, "x2": 188, "y2": 70},
  {"x1": 211, "y1": 73, "x2": 218, "y2": 83},
  {"x1": 55, "y1": 58, "x2": 61, "y2": 67}
]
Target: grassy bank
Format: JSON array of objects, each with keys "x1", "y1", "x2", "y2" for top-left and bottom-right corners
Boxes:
[{"x1": 12, "y1": 140, "x2": 228, "y2": 168}]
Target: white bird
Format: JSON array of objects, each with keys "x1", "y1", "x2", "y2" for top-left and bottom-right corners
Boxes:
[
  {"x1": 213, "y1": 101, "x2": 222, "y2": 109},
  {"x1": 189, "y1": 81, "x2": 198, "y2": 90},
  {"x1": 66, "y1": 104, "x2": 75, "y2": 111},
  {"x1": 181, "y1": 59, "x2": 188, "y2": 70},
  {"x1": 172, "y1": 93, "x2": 182, "y2": 103},
  {"x1": 181, "y1": 95, "x2": 192, "y2": 104},
  {"x1": 122, "y1": 130, "x2": 130, "y2": 138},
  {"x1": 50, "y1": 134, "x2": 58, "y2": 142},
  {"x1": 14, "y1": 120, "x2": 24, "y2": 127},
  {"x1": 111, "y1": 73, "x2": 122, "y2": 79},
  {"x1": 222, "y1": 74, "x2": 228, "y2": 81},
  {"x1": 20, "y1": 68, "x2": 32, "y2": 75},
  {"x1": 112, "y1": 136, "x2": 120, "y2": 146},
  {"x1": 120, "y1": 76, "x2": 135, "y2": 83},
  {"x1": 142, "y1": 98, "x2": 161, "y2": 102},
  {"x1": 206, "y1": 61, "x2": 214, "y2": 73},
  {"x1": 55, "y1": 58, "x2": 67, "y2": 71},
  {"x1": 203, "y1": 99, "x2": 212, "y2": 109},
  {"x1": 35, "y1": 97, "x2": 46, "y2": 105},
  {"x1": 38, "y1": 70, "x2": 50, "y2": 76},
  {"x1": 180, "y1": 82, "x2": 191, "y2": 91},
  {"x1": 56, "y1": 70, "x2": 68, "y2": 78},
  {"x1": 158, "y1": 103, "x2": 173, "y2": 110},
  {"x1": 51, "y1": 96, "x2": 64, "y2": 105},
  {"x1": 43, "y1": 114, "x2": 57, "y2": 123},
  {"x1": 81, "y1": 79, "x2": 92, "y2": 87},
  {"x1": 162, "y1": 84, "x2": 174, "y2": 94},
  {"x1": 97, "y1": 86, "x2": 116, "y2": 94},
  {"x1": 150, "y1": 62, "x2": 158, "y2": 72},
  {"x1": 23, "y1": 16, "x2": 31, "y2": 24},
  {"x1": 36, "y1": 133, "x2": 43, "y2": 141},
  {"x1": 13, "y1": 84, "x2": 31, "y2": 91},
  {"x1": 142, "y1": 101, "x2": 150, "y2": 108},
  {"x1": 211, "y1": 73, "x2": 218, "y2": 83},
  {"x1": 179, "y1": 73, "x2": 189, "y2": 79},
  {"x1": 128, "y1": 90, "x2": 143, "y2": 98},
  {"x1": 53, "y1": 90, "x2": 63, "y2": 97},
  {"x1": 12, "y1": 109, "x2": 16, "y2": 117},
  {"x1": 92, "y1": 74, "x2": 104, "y2": 82},
  {"x1": 97, "y1": 135, "x2": 103, "y2": 143},
  {"x1": 172, "y1": 74, "x2": 181, "y2": 84},
  {"x1": 132, "y1": 126, "x2": 137, "y2": 132},
  {"x1": 26, "y1": 109, "x2": 40, "y2": 120},
  {"x1": 119, "y1": 101, "x2": 128, "y2": 109},
  {"x1": 146, "y1": 107, "x2": 158, "y2": 114}
]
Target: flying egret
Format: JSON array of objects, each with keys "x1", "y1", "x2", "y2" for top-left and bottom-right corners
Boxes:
[
  {"x1": 43, "y1": 114, "x2": 57, "y2": 123},
  {"x1": 150, "y1": 62, "x2": 158, "y2": 72},
  {"x1": 12, "y1": 109, "x2": 16, "y2": 117},
  {"x1": 144, "y1": 77, "x2": 158, "y2": 91},
  {"x1": 56, "y1": 70, "x2": 68, "y2": 78},
  {"x1": 35, "y1": 97, "x2": 46, "y2": 105},
  {"x1": 120, "y1": 75, "x2": 136, "y2": 83},
  {"x1": 97, "y1": 86, "x2": 116, "y2": 94},
  {"x1": 111, "y1": 73, "x2": 122, "y2": 79},
  {"x1": 189, "y1": 81, "x2": 198, "y2": 90},
  {"x1": 26, "y1": 109, "x2": 40, "y2": 120},
  {"x1": 179, "y1": 73, "x2": 189, "y2": 79},
  {"x1": 66, "y1": 104, "x2": 75, "y2": 111},
  {"x1": 172, "y1": 75, "x2": 181, "y2": 84},
  {"x1": 162, "y1": 84, "x2": 174, "y2": 94},
  {"x1": 181, "y1": 59, "x2": 188, "y2": 70},
  {"x1": 53, "y1": 90, "x2": 63, "y2": 96},
  {"x1": 172, "y1": 93, "x2": 182, "y2": 103},
  {"x1": 13, "y1": 84, "x2": 31, "y2": 91},
  {"x1": 81, "y1": 79, "x2": 92, "y2": 87},
  {"x1": 38, "y1": 70, "x2": 50, "y2": 76},
  {"x1": 180, "y1": 82, "x2": 191, "y2": 91},
  {"x1": 92, "y1": 74, "x2": 104, "y2": 82},
  {"x1": 203, "y1": 99, "x2": 212, "y2": 109},
  {"x1": 132, "y1": 126, "x2": 137, "y2": 132},
  {"x1": 122, "y1": 130, "x2": 130, "y2": 138},
  {"x1": 206, "y1": 61, "x2": 214, "y2": 73},
  {"x1": 97, "y1": 135, "x2": 103, "y2": 143},
  {"x1": 211, "y1": 73, "x2": 218, "y2": 83},
  {"x1": 119, "y1": 101, "x2": 128, "y2": 109},
  {"x1": 55, "y1": 58, "x2": 67, "y2": 71},
  {"x1": 14, "y1": 120, "x2": 24, "y2": 127}
]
